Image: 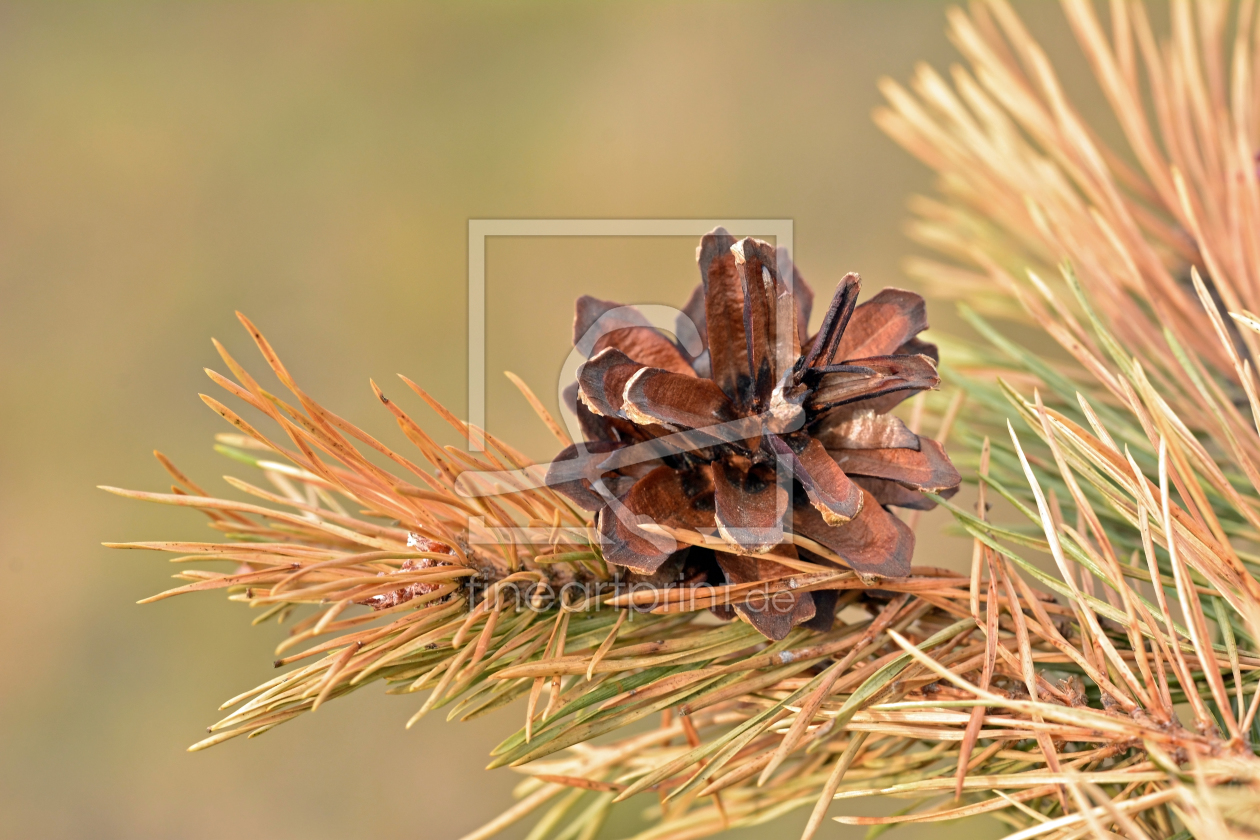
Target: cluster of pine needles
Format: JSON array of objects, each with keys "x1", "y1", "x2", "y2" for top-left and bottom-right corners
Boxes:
[{"x1": 105, "y1": 1, "x2": 1260, "y2": 838}]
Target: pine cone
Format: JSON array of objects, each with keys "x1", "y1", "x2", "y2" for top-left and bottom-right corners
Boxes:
[{"x1": 549, "y1": 229, "x2": 960, "y2": 638}]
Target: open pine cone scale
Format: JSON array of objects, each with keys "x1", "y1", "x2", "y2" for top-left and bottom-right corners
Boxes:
[{"x1": 548, "y1": 228, "x2": 960, "y2": 639}]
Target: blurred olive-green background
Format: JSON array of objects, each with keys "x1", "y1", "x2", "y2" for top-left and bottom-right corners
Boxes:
[{"x1": 0, "y1": 3, "x2": 1086, "y2": 838}]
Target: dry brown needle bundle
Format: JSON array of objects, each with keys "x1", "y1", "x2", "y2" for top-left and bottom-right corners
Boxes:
[
  {"x1": 103, "y1": 1, "x2": 1260, "y2": 838},
  {"x1": 874, "y1": 0, "x2": 1260, "y2": 836},
  {"x1": 104, "y1": 236, "x2": 968, "y2": 840}
]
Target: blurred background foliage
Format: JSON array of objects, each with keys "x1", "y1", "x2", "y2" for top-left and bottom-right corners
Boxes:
[{"x1": 0, "y1": 3, "x2": 1108, "y2": 838}]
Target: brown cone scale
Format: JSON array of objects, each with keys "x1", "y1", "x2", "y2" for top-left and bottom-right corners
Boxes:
[{"x1": 547, "y1": 229, "x2": 961, "y2": 639}]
